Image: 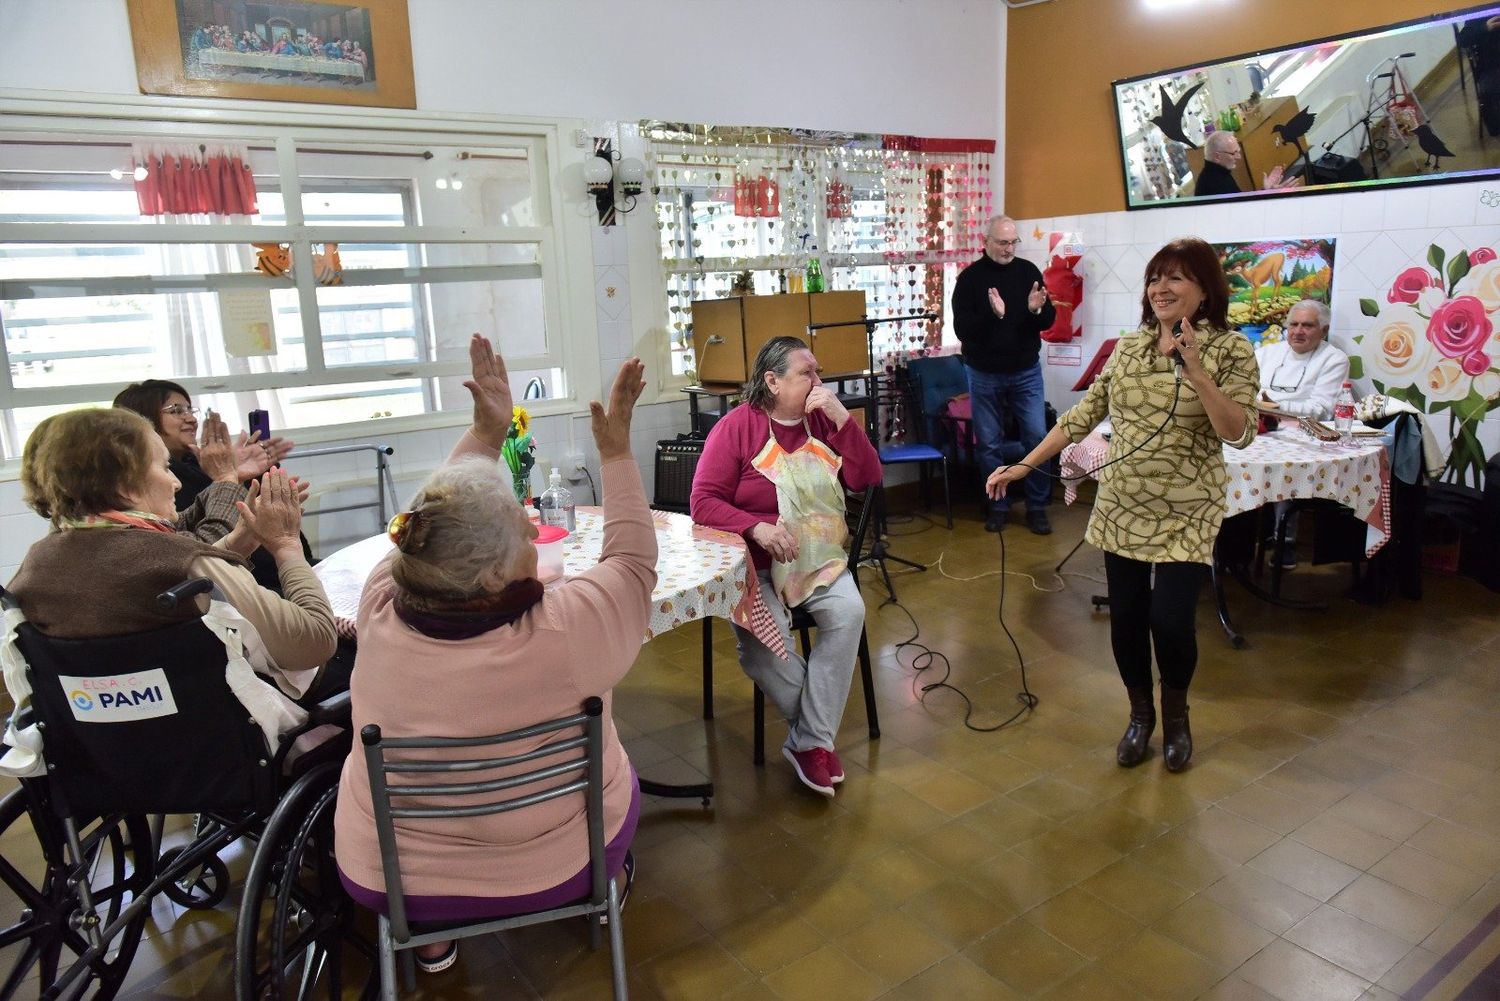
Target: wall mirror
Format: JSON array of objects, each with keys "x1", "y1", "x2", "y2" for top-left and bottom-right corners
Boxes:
[{"x1": 1112, "y1": 3, "x2": 1500, "y2": 209}]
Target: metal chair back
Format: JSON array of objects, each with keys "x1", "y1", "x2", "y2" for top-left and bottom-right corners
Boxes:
[{"x1": 359, "y1": 696, "x2": 626, "y2": 998}]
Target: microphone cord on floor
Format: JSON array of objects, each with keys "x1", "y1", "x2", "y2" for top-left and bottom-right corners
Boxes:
[{"x1": 890, "y1": 373, "x2": 1187, "y2": 733}]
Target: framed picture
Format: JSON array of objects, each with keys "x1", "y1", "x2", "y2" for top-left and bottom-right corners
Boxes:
[
  {"x1": 127, "y1": 0, "x2": 415, "y2": 109},
  {"x1": 1211, "y1": 238, "x2": 1336, "y2": 346}
]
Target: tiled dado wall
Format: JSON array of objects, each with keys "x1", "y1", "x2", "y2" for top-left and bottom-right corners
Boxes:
[
  {"x1": 0, "y1": 220, "x2": 694, "y2": 583},
  {"x1": 1018, "y1": 178, "x2": 1500, "y2": 477}
]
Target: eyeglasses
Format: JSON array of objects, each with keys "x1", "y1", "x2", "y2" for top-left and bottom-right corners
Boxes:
[
  {"x1": 161, "y1": 404, "x2": 198, "y2": 417},
  {"x1": 1267, "y1": 360, "x2": 1307, "y2": 394},
  {"x1": 990, "y1": 239, "x2": 1022, "y2": 248}
]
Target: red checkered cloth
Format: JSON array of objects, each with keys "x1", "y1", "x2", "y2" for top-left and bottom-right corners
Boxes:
[
  {"x1": 1366, "y1": 449, "x2": 1392, "y2": 558},
  {"x1": 688, "y1": 524, "x2": 789, "y2": 660}
]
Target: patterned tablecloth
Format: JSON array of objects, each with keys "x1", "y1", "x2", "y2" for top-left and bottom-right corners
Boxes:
[
  {"x1": 314, "y1": 508, "x2": 785, "y2": 652},
  {"x1": 1060, "y1": 428, "x2": 1391, "y2": 555}
]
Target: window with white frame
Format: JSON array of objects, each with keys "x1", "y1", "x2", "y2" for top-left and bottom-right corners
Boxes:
[
  {"x1": 650, "y1": 141, "x2": 992, "y2": 383},
  {"x1": 0, "y1": 123, "x2": 570, "y2": 459}
]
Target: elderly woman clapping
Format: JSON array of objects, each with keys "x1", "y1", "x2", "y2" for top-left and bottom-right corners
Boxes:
[
  {"x1": 333, "y1": 336, "x2": 653, "y2": 974},
  {"x1": 10, "y1": 407, "x2": 339, "y2": 721},
  {"x1": 114, "y1": 380, "x2": 303, "y2": 590}
]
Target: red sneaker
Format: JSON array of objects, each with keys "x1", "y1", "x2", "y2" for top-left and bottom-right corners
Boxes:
[
  {"x1": 827, "y1": 749, "x2": 845, "y2": 784},
  {"x1": 782, "y1": 746, "x2": 835, "y2": 797}
]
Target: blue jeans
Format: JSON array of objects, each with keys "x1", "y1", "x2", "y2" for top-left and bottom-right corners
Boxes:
[{"x1": 965, "y1": 361, "x2": 1051, "y2": 515}]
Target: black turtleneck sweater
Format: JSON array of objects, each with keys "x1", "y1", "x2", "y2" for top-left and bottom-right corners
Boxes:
[
  {"x1": 1194, "y1": 161, "x2": 1241, "y2": 196},
  {"x1": 951, "y1": 253, "x2": 1055, "y2": 374}
]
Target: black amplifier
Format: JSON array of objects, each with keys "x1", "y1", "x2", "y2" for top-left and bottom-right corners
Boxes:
[{"x1": 653, "y1": 436, "x2": 706, "y2": 514}]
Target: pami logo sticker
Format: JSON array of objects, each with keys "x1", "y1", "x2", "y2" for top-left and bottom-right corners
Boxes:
[{"x1": 57, "y1": 670, "x2": 178, "y2": 723}]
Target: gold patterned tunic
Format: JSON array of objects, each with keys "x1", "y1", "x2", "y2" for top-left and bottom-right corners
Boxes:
[{"x1": 1058, "y1": 324, "x2": 1259, "y2": 565}]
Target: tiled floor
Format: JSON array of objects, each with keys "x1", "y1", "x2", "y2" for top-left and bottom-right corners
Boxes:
[{"x1": 6, "y1": 498, "x2": 1500, "y2": 1000}]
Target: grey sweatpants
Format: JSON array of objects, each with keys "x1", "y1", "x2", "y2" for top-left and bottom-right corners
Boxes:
[{"x1": 731, "y1": 569, "x2": 863, "y2": 753}]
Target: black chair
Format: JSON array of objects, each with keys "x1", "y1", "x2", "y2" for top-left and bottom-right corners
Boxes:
[
  {"x1": 698, "y1": 487, "x2": 881, "y2": 764},
  {"x1": 906, "y1": 354, "x2": 1044, "y2": 518},
  {"x1": 360, "y1": 698, "x2": 626, "y2": 1000},
  {"x1": 906, "y1": 354, "x2": 971, "y2": 469},
  {"x1": 0, "y1": 578, "x2": 370, "y2": 1000}
]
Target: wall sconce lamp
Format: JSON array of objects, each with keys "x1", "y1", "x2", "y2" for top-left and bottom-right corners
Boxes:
[{"x1": 584, "y1": 139, "x2": 645, "y2": 227}]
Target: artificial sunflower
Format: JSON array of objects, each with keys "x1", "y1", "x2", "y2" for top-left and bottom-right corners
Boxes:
[{"x1": 510, "y1": 405, "x2": 530, "y2": 437}]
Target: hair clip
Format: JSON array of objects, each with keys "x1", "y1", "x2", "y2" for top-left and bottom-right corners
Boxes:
[{"x1": 387, "y1": 510, "x2": 424, "y2": 550}]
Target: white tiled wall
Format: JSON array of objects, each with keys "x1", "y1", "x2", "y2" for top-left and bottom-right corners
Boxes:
[{"x1": 1017, "y1": 178, "x2": 1500, "y2": 477}]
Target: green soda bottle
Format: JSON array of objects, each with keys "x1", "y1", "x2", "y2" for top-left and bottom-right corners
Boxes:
[{"x1": 806, "y1": 257, "x2": 825, "y2": 293}]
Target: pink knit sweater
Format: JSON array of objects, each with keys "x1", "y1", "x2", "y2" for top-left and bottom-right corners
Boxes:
[{"x1": 333, "y1": 431, "x2": 656, "y2": 898}]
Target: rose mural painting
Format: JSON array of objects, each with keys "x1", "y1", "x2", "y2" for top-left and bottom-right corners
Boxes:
[{"x1": 1358, "y1": 243, "x2": 1500, "y2": 487}]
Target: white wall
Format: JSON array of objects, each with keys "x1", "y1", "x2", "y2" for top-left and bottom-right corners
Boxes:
[
  {"x1": 0, "y1": 0, "x2": 1005, "y2": 138},
  {"x1": 0, "y1": 0, "x2": 1006, "y2": 577}
]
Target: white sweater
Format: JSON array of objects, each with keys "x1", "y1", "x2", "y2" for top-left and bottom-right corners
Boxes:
[{"x1": 1255, "y1": 339, "x2": 1350, "y2": 419}]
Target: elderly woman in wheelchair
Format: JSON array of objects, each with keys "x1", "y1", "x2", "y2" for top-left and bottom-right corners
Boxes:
[
  {"x1": 1, "y1": 406, "x2": 364, "y2": 998},
  {"x1": 334, "y1": 336, "x2": 653, "y2": 976},
  {"x1": 12, "y1": 406, "x2": 340, "y2": 705}
]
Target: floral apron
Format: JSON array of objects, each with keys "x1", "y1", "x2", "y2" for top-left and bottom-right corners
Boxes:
[{"x1": 751, "y1": 419, "x2": 848, "y2": 608}]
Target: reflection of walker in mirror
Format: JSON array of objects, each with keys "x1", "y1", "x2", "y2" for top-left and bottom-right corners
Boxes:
[{"x1": 1113, "y1": 4, "x2": 1500, "y2": 209}]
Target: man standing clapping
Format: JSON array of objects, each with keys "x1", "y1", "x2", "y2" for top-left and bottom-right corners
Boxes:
[{"x1": 952, "y1": 215, "x2": 1056, "y2": 534}]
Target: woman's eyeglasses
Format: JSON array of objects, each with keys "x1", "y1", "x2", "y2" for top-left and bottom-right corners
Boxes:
[{"x1": 161, "y1": 404, "x2": 199, "y2": 417}]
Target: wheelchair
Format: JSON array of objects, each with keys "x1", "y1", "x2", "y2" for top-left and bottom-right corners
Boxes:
[{"x1": 0, "y1": 578, "x2": 377, "y2": 1000}]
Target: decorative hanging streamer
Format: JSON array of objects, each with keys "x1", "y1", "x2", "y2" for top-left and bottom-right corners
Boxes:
[
  {"x1": 133, "y1": 143, "x2": 259, "y2": 217},
  {"x1": 734, "y1": 161, "x2": 755, "y2": 217},
  {"x1": 645, "y1": 120, "x2": 995, "y2": 376},
  {"x1": 756, "y1": 168, "x2": 780, "y2": 218},
  {"x1": 826, "y1": 178, "x2": 852, "y2": 219}
]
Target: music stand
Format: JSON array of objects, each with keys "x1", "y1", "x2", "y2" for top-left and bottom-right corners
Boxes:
[{"x1": 807, "y1": 311, "x2": 940, "y2": 601}]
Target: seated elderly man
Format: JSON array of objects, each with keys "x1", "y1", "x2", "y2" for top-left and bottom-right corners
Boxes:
[
  {"x1": 1255, "y1": 299, "x2": 1350, "y2": 569},
  {"x1": 1255, "y1": 299, "x2": 1349, "y2": 420}
]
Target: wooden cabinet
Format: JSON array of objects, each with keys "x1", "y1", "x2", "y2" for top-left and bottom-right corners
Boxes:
[{"x1": 691, "y1": 291, "x2": 867, "y2": 384}]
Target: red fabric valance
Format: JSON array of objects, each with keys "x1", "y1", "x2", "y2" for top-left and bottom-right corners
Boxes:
[
  {"x1": 134, "y1": 147, "x2": 259, "y2": 217},
  {"x1": 881, "y1": 135, "x2": 995, "y2": 154}
]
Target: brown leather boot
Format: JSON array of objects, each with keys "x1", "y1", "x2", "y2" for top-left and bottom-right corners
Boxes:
[
  {"x1": 1116, "y1": 686, "x2": 1156, "y2": 767},
  {"x1": 1161, "y1": 685, "x2": 1192, "y2": 772}
]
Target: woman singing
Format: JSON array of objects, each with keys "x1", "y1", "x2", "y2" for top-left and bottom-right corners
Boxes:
[{"x1": 986, "y1": 238, "x2": 1258, "y2": 771}]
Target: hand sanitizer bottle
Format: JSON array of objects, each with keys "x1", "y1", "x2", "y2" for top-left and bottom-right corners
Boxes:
[{"x1": 538, "y1": 469, "x2": 575, "y2": 532}]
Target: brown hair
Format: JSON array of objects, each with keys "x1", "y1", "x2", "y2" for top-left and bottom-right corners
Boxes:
[
  {"x1": 19, "y1": 415, "x2": 57, "y2": 519},
  {"x1": 21, "y1": 408, "x2": 158, "y2": 524},
  {"x1": 1138, "y1": 237, "x2": 1230, "y2": 330},
  {"x1": 113, "y1": 379, "x2": 191, "y2": 433}
]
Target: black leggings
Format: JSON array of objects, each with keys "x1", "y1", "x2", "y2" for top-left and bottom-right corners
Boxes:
[{"x1": 1103, "y1": 553, "x2": 1206, "y2": 691}]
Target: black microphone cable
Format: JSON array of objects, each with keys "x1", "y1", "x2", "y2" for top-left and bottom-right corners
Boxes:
[
  {"x1": 962, "y1": 368, "x2": 1189, "y2": 731},
  {"x1": 877, "y1": 364, "x2": 1191, "y2": 735}
]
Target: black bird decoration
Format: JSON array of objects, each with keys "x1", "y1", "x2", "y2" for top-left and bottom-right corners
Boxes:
[
  {"x1": 1151, "y1": 82, "x2": 1205, "y2": 148},
  {"x1": 1413, "y1": 124, "x2": 1455, "y2": 170},
  {"x1": 1272, "y1": 106, "x2": 1317, "y2": 163}
]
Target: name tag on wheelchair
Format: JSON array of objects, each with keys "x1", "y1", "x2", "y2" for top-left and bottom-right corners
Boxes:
[{"x1": 57, "y1": 670, "x2": 179, "y2": 722}]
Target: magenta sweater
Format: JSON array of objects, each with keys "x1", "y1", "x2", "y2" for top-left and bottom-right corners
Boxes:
[
  {"x1": 690, "y1": 403, "x2": 882, "y2": 571},
  {"x1": 333, "y1": 431, "x2": 656, "y2": 898}
]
